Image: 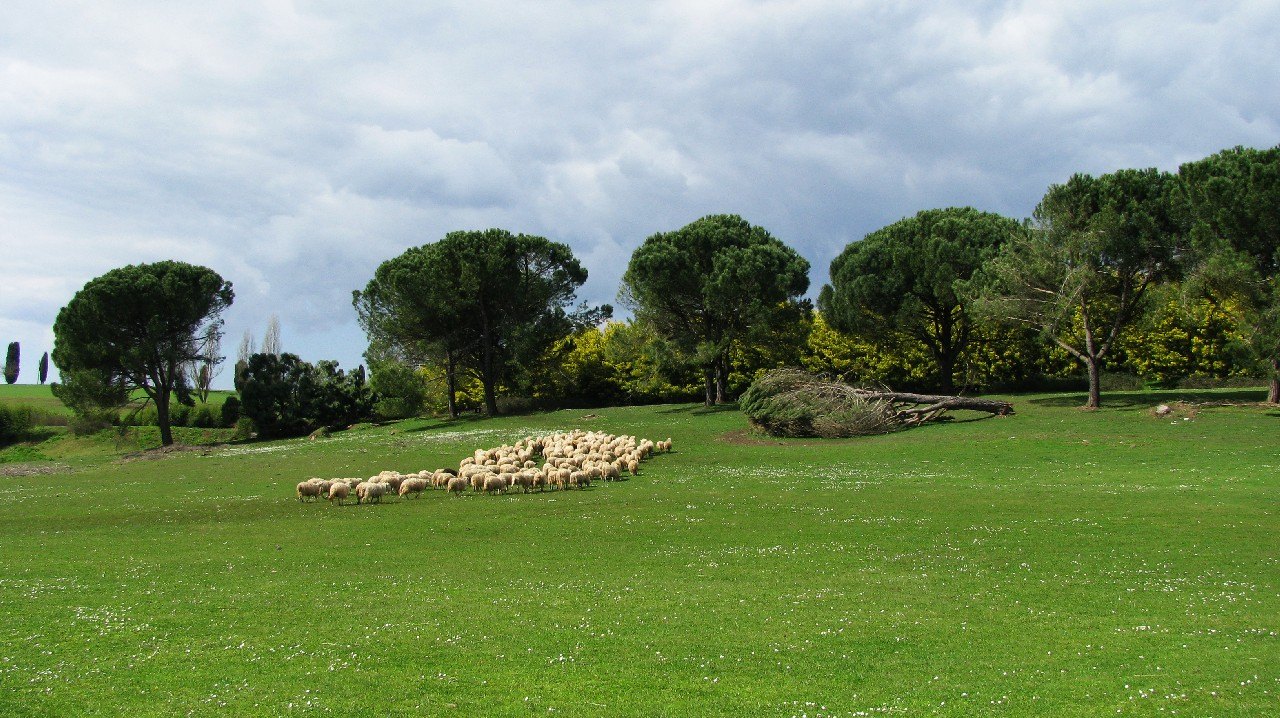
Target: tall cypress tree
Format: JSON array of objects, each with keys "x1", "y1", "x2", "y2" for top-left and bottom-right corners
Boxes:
[
  {"x1": 3, "y1": 342, "x2": 18, "y2": 384},
  {"x1": 38, "y1": 352, "x2": 49, "y2": 384}
]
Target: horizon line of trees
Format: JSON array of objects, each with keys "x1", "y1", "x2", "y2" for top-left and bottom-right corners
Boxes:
[{"x1": 35, "y1": 142, "x2": 1279, "y2": 445}]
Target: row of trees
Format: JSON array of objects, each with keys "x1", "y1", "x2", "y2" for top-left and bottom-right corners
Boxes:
[
  {"x1": 45, "y1": 144, "x2": 1276, "y2": 444},
  {"x1": 818, "y1": 146, "x2": 1279, "y2": 407},
  {"x1": 355, "y1": 217, "x2": 813, "y2": 415},
  {"x1": 2, "y1": 343, "x2": 50, "y2": 385},
  {"x1": 362, "y1": 145, "x2": 1276, "y2": 413}
]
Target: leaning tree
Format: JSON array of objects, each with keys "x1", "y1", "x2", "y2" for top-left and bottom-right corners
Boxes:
[
  {"x1": 819, "y1": 207, "x2": 1021, "y2": 393},
  {"x1": 621, "y1": 214, "x2": 810, "y2": 405},
  {"x1": 1178, "y1": 145, "x2": 1280, "y2": 402},
  {"x1": 355, "y1": 229, "x2": 608, "y2": 417},
  {"x1": 971, "y1": 169, "x2": 1185, "y2": 408},
  {"x1": 52, "y1": 261, "x2": 233, "y2": 445}
]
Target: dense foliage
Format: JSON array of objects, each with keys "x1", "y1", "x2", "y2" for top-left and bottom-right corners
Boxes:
[
  {"x1": 0, "y1": 403, "x2": 35, "y2": 444},
  {"x1": 368, "y1": 358, "x2": 428, "y2": 420},
  {"x1": 238, "y1": 353, "x2": 372, "y2": 438},
  {"x1": 3, "y1": 342, "x2": 17, "y2": 384},
  {"x1": 970, "y1": 169, "x2": 1186, "y2": 407},
  {"x1": 51, "y1": 261, "x2": 233, "y2": 445},
  {"x1": 621, "y1": 214, "x2": 810, "y2": 405},
  {"x1": 739, "y1": 368, "x2": 898, "y2": 437},
  {"x1": 1178, "y1": 145, "x2": 1280, "y2": 401},
  {"x1": 820, "y1": 207, "x2": 1020, "y2": 392},
  {"x1": 355, "y1": 229, "x2": 608, "y2": 416}
]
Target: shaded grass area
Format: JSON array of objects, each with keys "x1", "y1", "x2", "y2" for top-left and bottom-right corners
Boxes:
[{"x1": 0, "y1": 392, "x2": 1276, "y2": 716}]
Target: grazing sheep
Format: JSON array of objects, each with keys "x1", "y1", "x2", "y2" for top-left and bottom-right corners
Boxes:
[
  {"x1": 627, "y1": 459, "x2": 639, "y2": 476},
  {"x1": 380, "y1": 474, "x2": 405, "y2": 494},
  {"x1": 482, "y1": 475, "x2": 506, "y2": 495},
  {"x1": 297, "y1": 481, "x2": 322, "y2": 502},
  {"x1": 356, "y1": 481, "x2": 386, "y2": 505},
  {"x1": 446, "y1": 476, "x2": 468, "y2": 495},
  {"x1": 328, "y1": 482, "x2": 350, "y2": 505},
  {"x1": 399, "y1": 477, "x2": 428, "y2": 498}
]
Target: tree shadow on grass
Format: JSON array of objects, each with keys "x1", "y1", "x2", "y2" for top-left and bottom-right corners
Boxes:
[
  {"x1": 397, "y1": 413, "x2": 491, "y2": 434},
  {"x1": 656, "y1": 403, "x2": 739, "y2": 416},
  {"x1": 1028, "y1": 388, "x2": 1269, "y2": 409}
]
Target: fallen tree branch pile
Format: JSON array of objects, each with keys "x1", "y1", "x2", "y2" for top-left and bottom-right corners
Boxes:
[{"x1": 739, "y1": 369, "x2": 1014, "y2": 438}]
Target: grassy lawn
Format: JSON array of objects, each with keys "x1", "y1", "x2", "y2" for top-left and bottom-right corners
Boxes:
[
  {"x1": 0, "y1": 389, "x2": 1276, "y2": 716},
  {"x1": 0, "y1": 383, "x2": 73, "y2": 418}
]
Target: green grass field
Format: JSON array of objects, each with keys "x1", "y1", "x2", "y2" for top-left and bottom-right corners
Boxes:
[
  {"x1": 0, "y1": 383, "x2": 75, "y2": 418},
  {"x1": 1, "y1": 389, "x2": 1276, "y2": 716},
  {"x1": 0, "y1": 384, "x2": 237, "y2": 419}
]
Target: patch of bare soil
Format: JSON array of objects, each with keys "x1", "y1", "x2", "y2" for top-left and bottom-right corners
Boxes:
[
  {"x1": 0, "y1": 462, "x2": 71, "y2": 477},
  {"x1": 117, "y1": 443, "x2": 220, "y2": 463}
]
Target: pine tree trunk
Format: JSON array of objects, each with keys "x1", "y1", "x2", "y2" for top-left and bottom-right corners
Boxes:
[
  {"x1": 156, "y1": 391, "x2": 174, "y2": 446},
  {"x1": 1085, "y1": 356, "x2": 1102, "y2": 410},
  {"x1": 482, "y1": 380, "x2": 498, "y2": 417},
  {"x1": 1268, "y1": 358, "x2": 1280, "y2": 404},
  {"x1": 445, "y1": 350, "x2": 458, "y2": 419},
  {"x1": 480, "y1": 313, "x2": 498, "y2": 417},
  {"x1": 703, "y1": 367, "x2": 715, "y2": 407},
  {"x1": 937, "y1": 352, "x2": 955, "y2": 395},
  {"x1": 715, "y1": 356, "x2": 728, "y2": 404}
]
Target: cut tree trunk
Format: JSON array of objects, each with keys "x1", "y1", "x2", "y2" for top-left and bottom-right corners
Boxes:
[{"x1": 848, "y1": 389, "x2": 1014, "y2": 426}]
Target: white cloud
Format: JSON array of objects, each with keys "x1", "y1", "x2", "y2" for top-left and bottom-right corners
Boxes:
[{"x1": 0, "y1": 0, "x2": 1275, "y2": 383}]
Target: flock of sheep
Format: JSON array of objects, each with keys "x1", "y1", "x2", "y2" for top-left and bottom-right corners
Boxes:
[{"x1": 294, "y1": 430, "x2": 673, "y2": 505}]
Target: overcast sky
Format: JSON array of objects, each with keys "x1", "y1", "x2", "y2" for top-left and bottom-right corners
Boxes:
[{"x1": 2, "y1": 1, "x2": 1277, "y2": 387}]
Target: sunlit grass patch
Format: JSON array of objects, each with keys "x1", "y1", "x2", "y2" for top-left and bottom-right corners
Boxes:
[{"x1": 0, "y1": 389, "x2": 1275, "y2": 716}]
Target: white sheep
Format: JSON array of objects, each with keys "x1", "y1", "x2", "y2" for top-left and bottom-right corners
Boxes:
[
  {"x1": 296, "y1": 481, "x2": 322, "y2": 502},
  {"x1": 399, "y1": 477, "x2": 428, "y2": 498},
  {"x1": 328, "y1": 482, "x2": 350, "y2": 505},
  {"x1": 356, "y1": 481, "x2": 386, "y2": 505}
]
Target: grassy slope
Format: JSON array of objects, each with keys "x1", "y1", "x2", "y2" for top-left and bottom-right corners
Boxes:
[
  {"x1": 0, "y1": 390, "x2": 1276, "y2": 716},
  {"x1": 0, "y1": 384, "x2": 72, "y2": 417}
]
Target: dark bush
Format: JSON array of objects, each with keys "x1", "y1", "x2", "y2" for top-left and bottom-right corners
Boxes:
[
  {"x1": 1175, "y1": 375, "x2": 1266, "y2": 390},
  {"x1": 220, "y1": 396, "x2": 241, "y2": 427},
  {"x1": 0, "y1": 405, "x2": 35, "y2": 444},
  {"x1": 1099, "y1": 373, "x2": 1144, "y2": 392},
  {"x1": 239, "y1": 353, "x2": 372, "y2": 439},
  {"x1": 68, "y1": 409, "x2": 116, "y2": 436},
  {"x1": 191, "y1": 404, "x2": 218, "y2": 428},
  {"x1": 233, "y1": 416, "x2": 256, "y2": 440}
]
